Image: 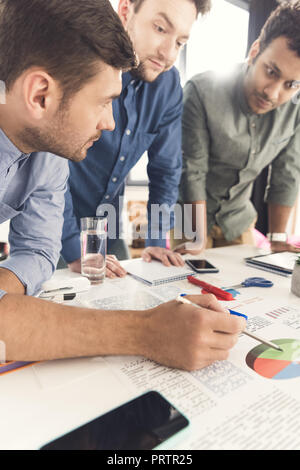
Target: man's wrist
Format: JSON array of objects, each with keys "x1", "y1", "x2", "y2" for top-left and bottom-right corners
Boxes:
[{"x1": 267, "y1": 232, "x2": 288, "y2": 243}]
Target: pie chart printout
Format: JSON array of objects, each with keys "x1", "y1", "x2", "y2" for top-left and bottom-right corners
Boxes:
[{"x1": 246, "y1": 339, "x2": 300, "y2": 380}]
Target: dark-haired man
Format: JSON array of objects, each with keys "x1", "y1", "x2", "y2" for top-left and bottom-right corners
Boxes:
[
  {"x1": 0, "y1": 0, "x2": 245, "y2": 370},
  {"x1": 175, "y1": 1, "x2": 300, "y2": 255},
  {"x1": 61, "y1": 0, "x2": 211, "y2": 278}
]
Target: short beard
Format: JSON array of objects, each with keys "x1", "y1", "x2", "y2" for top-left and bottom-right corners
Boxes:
[
  {"x1": 17, "y1": 102, "x2": 86, "y2": 162},
  {"x1": 130, "y1": 61, "x2": 149, "y2": 81},
  {"x1": 130, "y1": 59, "x2": 166, "y2": 83}
]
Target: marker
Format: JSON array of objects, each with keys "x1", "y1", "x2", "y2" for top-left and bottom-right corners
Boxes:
[
  {"x1": 187, "y1": 276, "x2": 234, "y2": 301},
  {"x1": 177, "y1": 295, "x2": 283, "y2": 352},
  {"x1": 43, "y1": 293, "x2": 77, "y2": 302}
]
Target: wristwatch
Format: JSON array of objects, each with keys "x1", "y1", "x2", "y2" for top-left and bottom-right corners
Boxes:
[{"x1": 267, "y1": 232, "x2": 288, "y2": 242}]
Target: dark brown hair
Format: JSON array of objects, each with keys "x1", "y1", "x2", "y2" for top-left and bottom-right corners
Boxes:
[
  {"x1": 129, "y1": 0, "x2": 211, "y2": 16},
  {"x1": 0, "y1": 0, "x2": 137, "y2": 100},
  {"x1": 258, "y1": 1, "x2": 300, "y2": 57}
]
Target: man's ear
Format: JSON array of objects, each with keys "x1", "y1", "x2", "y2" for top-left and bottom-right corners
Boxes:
[
  {"x1": 118, "y1": 0, "x2": 134, "y2": 28},
  {"x1": 248, "y1": 40, "x2": 261, "y2": 66},
  {"x1": 22, "y1": 70, "x2": 59, "y2": 120}
]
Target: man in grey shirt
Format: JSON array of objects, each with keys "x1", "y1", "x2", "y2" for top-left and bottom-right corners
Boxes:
[{"x1": 175, "y1": 2, "x2": 300, "y2": 255}]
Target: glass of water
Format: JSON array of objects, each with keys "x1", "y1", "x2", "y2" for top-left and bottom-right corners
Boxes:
[{"x1": 80, "y1": 217, "x2": 107, "y2": 284}]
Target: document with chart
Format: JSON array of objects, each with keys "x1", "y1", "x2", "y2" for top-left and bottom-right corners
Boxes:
[{"x1": 93, "y1": 280, "x2": 300, "y2": 450}]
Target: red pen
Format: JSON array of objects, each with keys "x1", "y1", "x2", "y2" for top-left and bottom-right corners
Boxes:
[{"x1": 187, "y1": 276, "x2": 234, "y2": 301}]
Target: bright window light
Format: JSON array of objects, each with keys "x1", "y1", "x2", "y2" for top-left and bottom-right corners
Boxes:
[{"x1": 186, "y1": 0, "x2": 249, "y2": 80}]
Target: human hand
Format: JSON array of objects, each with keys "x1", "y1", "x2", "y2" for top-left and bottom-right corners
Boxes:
[
  {"x1": 68, "y1": 256, "x2": 127, "y2": 279},
  {"x1": 142, "y1": 294, "x2": 246, "y2": 371},
  {"x1": 142, "y1": 246, "x2": 185, "y2": 267},
  {"x1": 173, "y1": 239, "x2": 206, "y2": 256},
  {"x1": 68, "y1": 258, "x2": 81, "y2": 273},
  {"x1": 106, "y1": 255, "x2": 127, "y2": 279},
  {"x1": 271, "y1": 241, "x2": 300, "y2": 253}
]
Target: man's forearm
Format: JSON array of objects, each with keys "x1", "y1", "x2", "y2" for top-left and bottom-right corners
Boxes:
[
  {"x1": 268, "y1": 203, "x2": 293, "y2": 232},
  {"x1": 0, "y1": 294, "x2": 145, "y2": 362},
  {"x1": 267, "y1": 203, "x2": 299, "y2": 252},
  {"x1": 0, "y1": 268, "x2": 26, "y2": 295},
  {"x1": 0, "y1": 289, "x2": 246, "y2": 371}
]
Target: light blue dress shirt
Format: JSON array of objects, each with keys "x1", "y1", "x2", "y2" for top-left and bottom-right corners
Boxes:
[{"x1": 0, "y1": 129, "x2": 69, "y2": 298}]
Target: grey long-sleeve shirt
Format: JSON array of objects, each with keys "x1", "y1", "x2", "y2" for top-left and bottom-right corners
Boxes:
[{"x1": 180, "y1": 63, "x2": 300, "y2": 241}]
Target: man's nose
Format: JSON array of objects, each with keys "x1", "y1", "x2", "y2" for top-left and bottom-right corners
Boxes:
[
  {"x1": 158, "y1": 37, "x2": 177, "y2": 65},
  {"x1": 98, "y1": 104, "x2": 115, "y2": 132},
  {"x1": 263, "y1": 81, "x2": 282, "y2": 103}
]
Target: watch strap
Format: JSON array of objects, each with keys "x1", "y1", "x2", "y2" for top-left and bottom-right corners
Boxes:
[{"x1": 267, "y1": 232, "x2": 288, "y2": 242}]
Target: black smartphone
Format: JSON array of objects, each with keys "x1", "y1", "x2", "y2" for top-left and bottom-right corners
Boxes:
[
  {"x1": 40, "y1": 391, "x2": 189, "y2": 450},
  {"x1": 186, "y1": 259, "x2": 219, "y2": 273}
]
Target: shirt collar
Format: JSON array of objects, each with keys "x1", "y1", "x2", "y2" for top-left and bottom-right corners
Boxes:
[
  {"x1": 0, "y1": 128, "x2": 30, "y2": 169},
  {"x1": 122, "y1": 71, "x2": 143, "y2": 92}
]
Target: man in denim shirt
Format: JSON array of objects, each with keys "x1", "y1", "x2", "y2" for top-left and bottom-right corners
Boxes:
[
  {"x1": 174, "y1": 2, "x2": 300, "y2": 255},
  {"x1": 61, "y1": 0, "x2": 212, "y2": 278},
  {"x1": 0, "y1": 0, "x2": 245, "y2": 371}
]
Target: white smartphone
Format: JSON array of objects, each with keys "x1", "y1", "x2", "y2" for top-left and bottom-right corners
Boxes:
[{"x1": 186, "y1": 259, "x2": 219, "y2": 273}]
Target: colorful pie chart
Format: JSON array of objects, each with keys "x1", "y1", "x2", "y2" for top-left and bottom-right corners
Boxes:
[{"x1": 246, "y1": 339, "x2": 300, "y2": 380}]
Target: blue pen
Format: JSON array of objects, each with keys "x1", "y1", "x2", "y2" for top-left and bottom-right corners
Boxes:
[
  {"x1": 229, "y1": 309, "x2": 248, "y2": 321},
  {"x1": 177, "y1": 295, "x2": 282, "y2": 352},
  {"x1": 178, "y1": 295, "x2": 248, "y2": 318}
]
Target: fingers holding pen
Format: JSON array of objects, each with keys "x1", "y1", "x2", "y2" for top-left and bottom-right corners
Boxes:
[{"x1": 144, "y1": 297, "x2": 246, "y2": 371}]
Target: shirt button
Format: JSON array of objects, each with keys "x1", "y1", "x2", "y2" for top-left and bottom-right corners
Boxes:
[
  {"x1": 126, "y1": 129, "x2": 131, "y2": 136},
  {"x1": 112, "y1": 177, "x2": 117, "y2": 183},
  {"x1": 105, "y1": 195, "x2": 110, "y2": 200},
  {"x1": 120, "y1": 156, "x2": 125, "y2": 162}
]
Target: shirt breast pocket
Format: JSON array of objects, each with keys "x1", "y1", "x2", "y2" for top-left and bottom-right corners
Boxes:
[
  {"x1": 129, "y1": 131, "x2": 158, "y2": 166},
  {"x1": 0, "y1": 201, "x2": 22, "y2": 225}
]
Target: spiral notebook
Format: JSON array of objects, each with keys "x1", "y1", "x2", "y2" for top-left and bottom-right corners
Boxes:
[{"x1": 123, "y1": 259, "x2": 194, "y2": 286}]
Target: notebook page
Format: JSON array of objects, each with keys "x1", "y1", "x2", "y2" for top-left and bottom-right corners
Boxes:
[{"x1": 123, "y1": 259, "x2": 194, "y2": 285}]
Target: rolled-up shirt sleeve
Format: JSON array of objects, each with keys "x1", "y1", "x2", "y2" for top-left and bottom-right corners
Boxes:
[
  {"x1": 0, "y1": 155, "x2": 69, "y2": 296},
  {"x1": 180, "y1": 79, "x2": 210, "y2": 203},
  {"x1": 266, "y1": 124, "x2": 300, "y2": 207}
]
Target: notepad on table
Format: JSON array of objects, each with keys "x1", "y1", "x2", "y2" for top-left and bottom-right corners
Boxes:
[{"x1": 123, "y1": 259, "x2": 194, "y2": 286}]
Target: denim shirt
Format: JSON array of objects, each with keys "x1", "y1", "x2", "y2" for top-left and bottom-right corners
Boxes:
[
  {"x1": 61, "y1": 68, "x2": 183, "y2": 263},
  {"x1": 0, "y1": 129, "x2": 69, "y2": 298}
]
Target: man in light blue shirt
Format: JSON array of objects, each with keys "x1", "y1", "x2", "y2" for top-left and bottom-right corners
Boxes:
[
  {"x1": 0, "y1": 0, "x2": 245, "y2": 371},
  {"x1": 0, "y1": 130, "x2": 68, "y2": 296}
]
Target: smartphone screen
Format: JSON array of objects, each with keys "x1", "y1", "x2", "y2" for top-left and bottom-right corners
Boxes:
[
  {"x1": 186, "y1": 259, "x2": 219, "y2": 272},
  {"x1": 40, "y1": 391, "x2": 189, "y2": 450}
]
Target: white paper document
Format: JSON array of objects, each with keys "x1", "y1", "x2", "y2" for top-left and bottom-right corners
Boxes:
[{"x1": 89, "y1": 283, "x2": 300, "y2": 450}]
